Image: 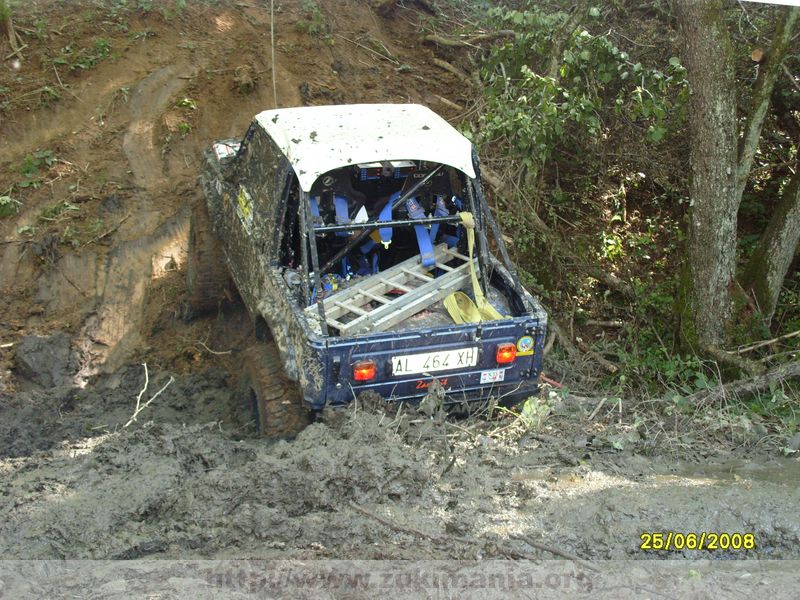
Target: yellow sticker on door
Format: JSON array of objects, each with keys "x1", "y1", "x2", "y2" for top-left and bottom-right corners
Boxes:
[{"x1": 237, "y1": 186, "x2": 253, "y2": 231}]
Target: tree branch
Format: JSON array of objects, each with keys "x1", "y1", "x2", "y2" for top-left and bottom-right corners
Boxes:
[
  {"x1": 734, "y1": 328, "x2": 800, "y2": 355},
  {"x1": 735, "y1": 7, "x2": 799, "y2": 203},
  {"x1": 430, "y1": 57, "x2": 473, "y2": 86},
  {"x1": 422, "y1": 30, "x2": 516, "y2": 48},
  {"x1": 482, "y1": 167, "x2": 635, "y2": 298}
]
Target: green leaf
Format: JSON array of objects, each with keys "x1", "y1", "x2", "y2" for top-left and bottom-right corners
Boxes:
[
  {"x1": 589, "y1": 7, "x2": 600, "y2": 17},
  {"x1": 0, "y1": 195, "x2": 21, "y2": 217},
  {"x1": 648, "y1": 125, "x2": 666, "y2": 142},
  {"x1": 668, "y1": 56, "x2": 681, "y2": 67}
]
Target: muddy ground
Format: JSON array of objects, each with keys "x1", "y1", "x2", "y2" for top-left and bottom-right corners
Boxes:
[{"x1": 1, "y1": 0, "x2": 799, "y2": 569}]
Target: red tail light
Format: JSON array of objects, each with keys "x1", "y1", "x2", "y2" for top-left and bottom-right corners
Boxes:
[
  {"x1": 353, "y1": 360, "x2": 377, "y2": 382},
  {"x1": 496, "y1": 343, "x2": 516, "y2": 364}
]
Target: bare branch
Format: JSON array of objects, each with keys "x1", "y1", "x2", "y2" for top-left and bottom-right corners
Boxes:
[
  {"x1": 421, "y1": 30, "x2": 516, "y2": 48},
  {"x1": 510, "y1": 534, "x2": 600, "y2": 572},
  {"x1": 734, "y1": 328, "x2": 800, "y2": 355},
  {"x1": 194, "y1": 341, "x2": 232, "y2": 355},
  {"x1": 431, "y1": 57, "x2": 473, "y2": 86},
  {"x1": 124, "y1": 364, "x2": 174, "y2": 428},
  {"x1": 82, "y1": 213, "x2": 131, "y2": 247}
]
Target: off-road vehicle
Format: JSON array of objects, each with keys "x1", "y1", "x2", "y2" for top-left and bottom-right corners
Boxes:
[{"x1": 192, "y1": 103, "x2": 548, "y2": 436}]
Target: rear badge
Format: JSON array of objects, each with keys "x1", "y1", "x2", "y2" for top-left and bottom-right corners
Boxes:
[{"x1": 516, "y1": 335, "x2": 534, "y2": 356}]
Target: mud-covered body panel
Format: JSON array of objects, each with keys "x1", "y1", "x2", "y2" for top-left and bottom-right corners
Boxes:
[
  {"x1": 200, "y1": 128, "x2": 327, "y2": 403},
  {"x1": 199, "y1": 115, "x2": 548, "y2": 411}
]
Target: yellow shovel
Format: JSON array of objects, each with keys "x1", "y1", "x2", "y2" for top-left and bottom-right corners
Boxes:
[{"x1": 443, "y1": 211, "x2": 505, "y2": 324}]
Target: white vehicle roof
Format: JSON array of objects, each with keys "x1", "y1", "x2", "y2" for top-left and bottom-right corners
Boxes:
[{"x1": 254, "y1": 104, "x2": 476, "y2": 192}]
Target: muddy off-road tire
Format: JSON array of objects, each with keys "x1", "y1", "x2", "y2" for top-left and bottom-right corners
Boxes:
[
  {"x1": 185, "y1": 203, "x2": 229, "y2": 318},
  {"x1": 241, "y1": 343, "x2": 309, "y2": 438}
]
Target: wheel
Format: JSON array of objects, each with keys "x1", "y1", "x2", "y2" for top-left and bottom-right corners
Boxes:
[
  {"x1": 240, "y1": 343, "x2": 309, "y2": 438},
  {"x1": 185, "y1": 202, "x2": 230, "y2": 318}
]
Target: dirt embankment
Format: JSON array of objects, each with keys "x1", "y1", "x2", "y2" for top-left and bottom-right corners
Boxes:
[{"x1": 0, "y1": 0, "x2": 798, "y2": 567}]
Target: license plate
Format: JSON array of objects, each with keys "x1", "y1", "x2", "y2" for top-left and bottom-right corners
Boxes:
[
  {"x1": 392, "y1": 347, "x2": 478, "y2": 376},
  {"x1": 480, "y1": 369, "x2": 505, "y2": 383}
]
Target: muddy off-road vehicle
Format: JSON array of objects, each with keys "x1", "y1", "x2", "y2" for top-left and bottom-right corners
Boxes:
[{"x1": 191, "y1": 104, "x2": 547, "y2": 436}]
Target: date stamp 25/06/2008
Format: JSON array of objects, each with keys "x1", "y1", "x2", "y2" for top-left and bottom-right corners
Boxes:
[{"x1": 640, "y1": 532, "x2": 755, "y2": 552}]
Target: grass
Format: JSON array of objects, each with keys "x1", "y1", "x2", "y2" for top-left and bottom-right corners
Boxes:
[
  {"x1": 38, "y1": 200, "x2": 79, "y2": 222},
  {"x1": 0, "y1": 195, "x2": 21, "y2": 217},
  {"x1": 52, "y1": 38, "x2": 112, "y2": 71}
]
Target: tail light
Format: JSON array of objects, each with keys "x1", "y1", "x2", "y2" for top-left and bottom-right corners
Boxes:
[
  {"x1": 353, "y1": 360, "x2": 377, "y2": 382},
  {"x1": 495, "y1": 343, "x2": 517, "y2": 365}
]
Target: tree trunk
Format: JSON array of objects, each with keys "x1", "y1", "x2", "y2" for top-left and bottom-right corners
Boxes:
[
  {"x1": 546, "y1": 0, "x2": 591, "y2": 80},
  {"x1": 735, "y1": 7, "x2": 799, "y2": 203},
  {"x1": 740, "y1": 163, "x2": 800, "y2": 322},
  {"x1": 675, "y1": 0, "x2": 739, "y2": 349}
]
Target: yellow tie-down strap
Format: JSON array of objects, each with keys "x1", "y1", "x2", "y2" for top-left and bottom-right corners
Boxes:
[{"x1": 443, "y1": 212, "x2": 507, "y2": 324}]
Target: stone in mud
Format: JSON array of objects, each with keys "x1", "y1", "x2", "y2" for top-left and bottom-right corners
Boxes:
[{"x1": 15, "y1": 332, "x2": 77, "y2": 388}]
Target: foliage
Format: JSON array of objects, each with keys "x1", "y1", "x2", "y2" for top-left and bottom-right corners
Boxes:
[
  {"x1": 18, "y1": 150, "x2": 56, "y2": 189},
  {"x1": 105, "y1": 0, "x2": 188, "y2": 16},
  {"x1": 296, "y1": 0, "x2": 329, "y2": 37},
  {"x1": 772, "y1": 272, "x2": 800, "y2": 336},
  {"x1": 52, "y1": 38, "x2": 112, "y2": 71},
  {"x1": 38, "y1": 200, "x2": 79, "y2": 222},
  {"x1": 0, "y1": 0, "x2": 13, "y2": 21},
  {"x1": 519, "y1": 393, "x2": 553, "y2": 429},
  {"x1": 0, "y1": 195, "x2": 20, "y2": 217},
  {"x1": 477, "y1": 4, "x2": 687, "y2": 174}
]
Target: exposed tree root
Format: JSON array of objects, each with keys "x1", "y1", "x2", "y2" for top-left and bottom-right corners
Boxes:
[{"x1": 702, "y1": 344, "x2": 766, "y2": 377}]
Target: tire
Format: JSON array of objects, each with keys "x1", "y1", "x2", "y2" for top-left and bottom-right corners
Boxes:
[
  {"x1": 240, "y1": 343, "x2": 309, "y2": 438},
  {"x1": 185, "y1": 202, "x2": 229, "y2": 318}
]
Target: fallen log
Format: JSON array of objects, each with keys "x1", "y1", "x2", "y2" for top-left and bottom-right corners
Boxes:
[{"x1": 683, "y1": 360, "x2": 800, "y2": 405}]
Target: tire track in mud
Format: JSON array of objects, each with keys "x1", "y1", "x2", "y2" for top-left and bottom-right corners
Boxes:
[
  {"x1": 65, "y1": 64, "x2": 196, "y2": 377},
  {"x1": 122, "y1": 64, "x2": 191, "y2": 191},
  {"x1": 76, "y1": 208, "x2": 190, "y2": 378}
]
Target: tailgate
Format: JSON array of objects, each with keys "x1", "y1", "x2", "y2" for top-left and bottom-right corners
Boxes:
[{"x1": 323, "y1": 315, "x2": 545, "y2": 406}]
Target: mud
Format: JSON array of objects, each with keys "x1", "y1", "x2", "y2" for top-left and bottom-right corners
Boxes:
[
  {"x1": 0, "y1": 0, "x2": 798, "y2": 568},
  {"x1": 1, "y1": 382, "x2": 798, "y2": 561},
  {"x1": 14, "y1": 333, "x2": 77, "y2": 388}
]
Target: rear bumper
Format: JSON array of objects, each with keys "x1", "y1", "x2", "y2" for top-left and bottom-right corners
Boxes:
[{"x1": 320, "y1": 367, "x2": 540, "y2": 409}]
